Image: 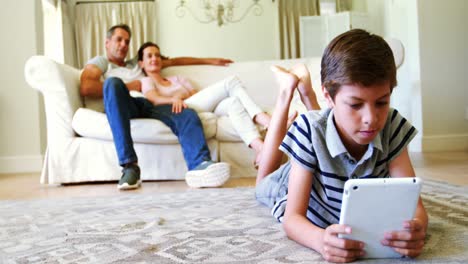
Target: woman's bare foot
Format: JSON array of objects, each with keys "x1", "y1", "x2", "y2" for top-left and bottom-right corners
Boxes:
[
  {"x1": 253, "y1": 112, "x2": 271, "y2": 128},
  {"x1": 249, "y1": 138, "x2": 264, "y2": 169},
  {"x1": 254, "y1": 149, "x2": 263, "y2": 169},
  {"x1": 290, "y1": 64, "x2": 320, "y2": 110}
]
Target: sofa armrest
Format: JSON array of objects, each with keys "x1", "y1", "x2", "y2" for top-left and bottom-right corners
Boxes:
[{"x1": 24, "y1": 56, "x2": 82, "y2": 139}]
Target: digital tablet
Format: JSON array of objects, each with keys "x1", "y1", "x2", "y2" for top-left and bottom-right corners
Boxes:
[{"x1": 338, "y1": 177, "x2": 422, "y2": 259}]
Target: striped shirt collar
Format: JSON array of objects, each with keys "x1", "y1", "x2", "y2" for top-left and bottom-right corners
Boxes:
[{"x1": 325, "y1": 109, "x2": 383, "y2": 159}]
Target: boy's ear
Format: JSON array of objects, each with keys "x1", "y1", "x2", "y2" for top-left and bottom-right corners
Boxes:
[
  {"x1": 138, "y1": 60, "x2": 143, "y2": 68},
  {"x1": 322, "y1": 85, "x2": 334, "y2": 108}
]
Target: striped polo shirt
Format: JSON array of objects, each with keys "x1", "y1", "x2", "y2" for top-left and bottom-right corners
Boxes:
[{"x1": 272, "y1": 108, "x2": 417, "y2": 228}]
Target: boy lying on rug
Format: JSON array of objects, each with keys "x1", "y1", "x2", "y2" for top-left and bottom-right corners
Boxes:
[{"x1": 255, "y1": 29, "x2": 428, "y2": 263}]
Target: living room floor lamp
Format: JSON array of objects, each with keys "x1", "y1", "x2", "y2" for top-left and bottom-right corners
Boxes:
[{"x1": 176, "y1": 0, "x2": 263, "y2": 26}]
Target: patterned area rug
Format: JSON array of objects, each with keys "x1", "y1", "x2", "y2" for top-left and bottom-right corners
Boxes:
[{"x1": 0, "y1": 179, "x2": 467, "y2": 263}]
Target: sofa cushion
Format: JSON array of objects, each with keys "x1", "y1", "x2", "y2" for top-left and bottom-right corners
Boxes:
[{"x1": 72, "y1": 108, "x2": 217, "y2": 144}]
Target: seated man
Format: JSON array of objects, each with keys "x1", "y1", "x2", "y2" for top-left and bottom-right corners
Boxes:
[{"x1": 80, "y1": 24, "x2": 233, "y2": 190}]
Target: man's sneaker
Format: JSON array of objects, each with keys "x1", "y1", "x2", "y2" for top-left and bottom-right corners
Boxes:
[
  {"x1": 185, "y1": 161, "x2": 230, "y2": 188},
  {"x1": 118, "y1": 164, "x2": 142, "y2": 190}
]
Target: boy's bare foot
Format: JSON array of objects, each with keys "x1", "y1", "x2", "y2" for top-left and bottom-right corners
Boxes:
[
  {"x1": 271, "y1": 65, "x2": 299, "y2": 100},
  {"x1": 290, "y1": 64, "x2": 312, "y2": 95},
  {"x1": 290, "y1": 64, "x2": 320, "y2": 110}
]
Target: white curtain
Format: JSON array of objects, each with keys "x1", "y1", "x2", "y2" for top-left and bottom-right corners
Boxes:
[
  {"x1": 278, "y1": 0, "x2": 320, "y2": 59},
  {"x1": 336, "y1": 0, "x2": 352, "y2": 13},
  {"x1": 42, "y1": 0, "x2": 73, "y2": 64},
  {"x1": 74, "y1": 1, "x2": 155, "y2": 68}
]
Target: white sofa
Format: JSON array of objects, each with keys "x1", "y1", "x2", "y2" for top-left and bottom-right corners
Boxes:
[{"x1": 24, "y1": 55, "x2": 325, "y2": 184}]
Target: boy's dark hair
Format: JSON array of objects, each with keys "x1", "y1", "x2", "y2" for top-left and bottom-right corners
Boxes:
[
  {"x1": 321, "y1": 29, "x2": 397, "y2": 100},
  {"x1": 107, "y1": 24, "x2": 132, "y2": 39}
]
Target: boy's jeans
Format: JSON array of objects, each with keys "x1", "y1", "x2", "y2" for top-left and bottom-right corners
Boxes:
[{"x1": 103, "y1": 77, "x2": 211, "y2": 170}]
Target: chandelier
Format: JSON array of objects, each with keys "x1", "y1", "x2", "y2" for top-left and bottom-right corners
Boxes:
[{"x1": 176, "y1": 0, "x2": 263, "y2": 27}]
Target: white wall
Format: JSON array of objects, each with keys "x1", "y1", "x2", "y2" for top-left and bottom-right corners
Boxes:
[
  {"x1": 0, "y1": 0, "x2": 44, "y2": 173},
  {"x1": 358, "y1": 0, "x2": 468, "y2": 151},
  {"x1": 382, "y1": 0, "x2": 424, "y2": 152},
  {"x1": 417, "y1": 0, "x2": 468, "y2": 151},
  {"x1": 156, "y1": 0, "x2": 279, "y2": 62}
]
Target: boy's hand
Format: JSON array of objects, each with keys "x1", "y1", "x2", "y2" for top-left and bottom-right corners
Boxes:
[
  {"x1": 321, "y1": 224, "x2": 365, "y2": 263},
  {"x1": 381, "y1": 218, "x2": 426, "y2": 258}
]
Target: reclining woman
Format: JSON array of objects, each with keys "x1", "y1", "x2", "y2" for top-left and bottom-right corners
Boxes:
[{"x1": 137, "y1": 41, "x2": 272, "y2": 166}]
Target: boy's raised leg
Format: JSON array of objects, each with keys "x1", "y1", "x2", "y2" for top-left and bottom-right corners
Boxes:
[{"x1": 256, "y1": 65, "x2": 299, "y2": 184}]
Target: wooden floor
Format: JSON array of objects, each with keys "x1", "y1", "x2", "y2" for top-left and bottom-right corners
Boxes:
[{"x1": 0, "y1": 151, "x2": 467, "y2": 201}]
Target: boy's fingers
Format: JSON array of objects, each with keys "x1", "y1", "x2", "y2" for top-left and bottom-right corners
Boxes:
[
  {"x1": 404, "y1": 219, "x2": 424, "y2": 231},
  {"x1": 325, "y1": 225, "x2": 364, "y2": 250},
  {"x1": 381, "y1": 239, "x2": 424, "y2": 249},
  {"x1": 326, "y1": 224, "x2": 352, "y2": 236},
  {"x1": 323, "y1": 245, "x2": 364, "y2": 258},
  {"x1": 322, "y1": 249, "x2": 359, "y2": 263},
  {"x1": 393, "y1": 247, "x2": 423, "y2": 258},
  {"x1": 384, "y1": 230, "x2": 425, "y2": 241},
  {"x1": 325, "y1": 235, "x2": 364, "y2": 250}
]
